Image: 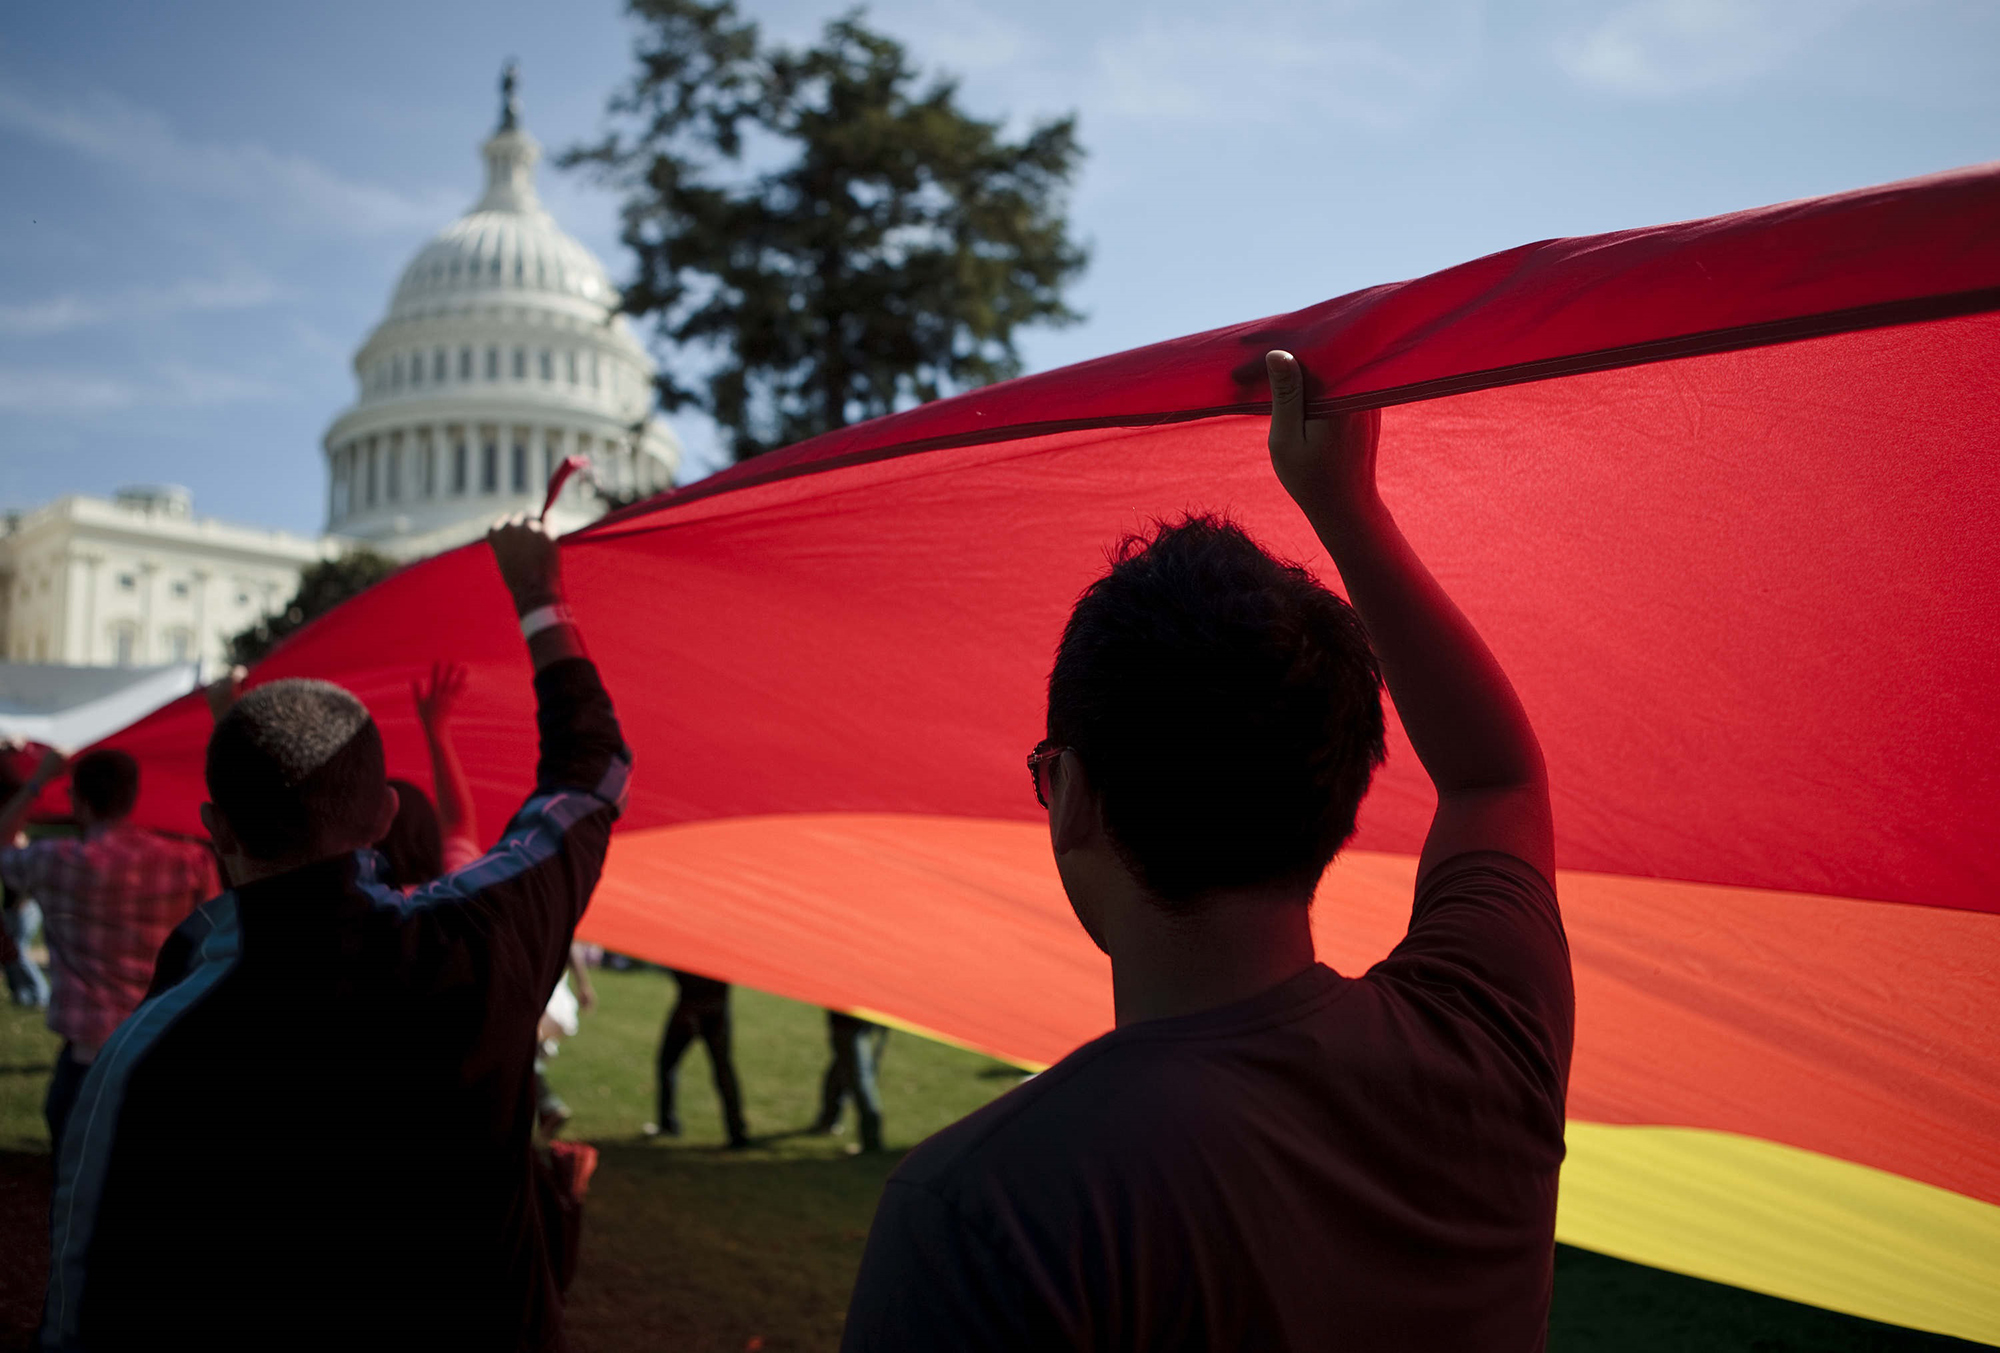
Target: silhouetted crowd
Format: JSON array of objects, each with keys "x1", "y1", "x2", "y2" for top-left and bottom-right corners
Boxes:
[{"x1": 0, "y1": 357, "x2": 1573, "y2": 1352}]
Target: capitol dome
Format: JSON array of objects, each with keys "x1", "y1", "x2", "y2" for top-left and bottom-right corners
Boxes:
[{"x1": 322, "y1": 67, "x2": 679, "y2": 558}]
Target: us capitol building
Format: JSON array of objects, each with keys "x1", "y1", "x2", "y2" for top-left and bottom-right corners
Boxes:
[{"x1": 0, "y1": 69, "x2": 679, "y2": 678}]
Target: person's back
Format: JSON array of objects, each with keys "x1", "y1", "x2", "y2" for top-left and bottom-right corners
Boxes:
[
  {"x1": 25, "y1": 818, "x2": 216, "y2": 1028},
  {"x1": 844, "y1": 353, "x2": 1571, "y2": 1351},
  {"x1": 71, "y1": 853, "x2": 573, "y2": 1347},
  {"x1": 45, "y1": 519, "x2": 627, "y2": 1353},
  {"x1": 0, "y1": 748, "x2": 218, "y2": 1148},
  {"x1": 856, "y1": 857, "x2": 1567, "y2": 1349}
]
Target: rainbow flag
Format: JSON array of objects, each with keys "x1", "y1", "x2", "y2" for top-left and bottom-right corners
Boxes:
[{"x1": 109, "y1": 161, "x2": 2000, "y2": 1345}]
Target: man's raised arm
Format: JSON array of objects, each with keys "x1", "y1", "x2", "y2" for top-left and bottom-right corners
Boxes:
[
  {"x1": 485, "y1": 515, "x2": 627, "y2": 802},
  {"x1": 1265, "y1": 350, "x2": 1552, "y2": 886}
]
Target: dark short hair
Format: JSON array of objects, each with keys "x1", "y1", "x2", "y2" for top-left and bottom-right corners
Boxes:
[
  {"x1": 1047, "y1": 515, "x2": 1386, "y2": 904},
  {"x1": 205, "y1": 679, "x2": 386, "y2": 861},
  {"x1": 376, "y1": 778, "x2": 443, "y2": 890},
  {"x1": 72, "y1": 749, "x2": 140, "y2": 821}
]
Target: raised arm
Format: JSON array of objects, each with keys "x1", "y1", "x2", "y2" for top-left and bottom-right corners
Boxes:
[
  {"x1": 1266, "y1": 351, "x2": 1553, "y2": 886},
  {"x1": 412, "y1": 662, "x2": 479, "y2": 856},
  {"x1": 482, "y1": 515, "x2": 626, "y2": 803},
  {"x1": 395, "y1": 519, "x2": 629, "y2": 1018},
  {"x1": 488, "y1": 516, "x2": 589, "y2": 677},
  {"x1": 0, "y1": 749, "x2": 66, "y2": 856}
]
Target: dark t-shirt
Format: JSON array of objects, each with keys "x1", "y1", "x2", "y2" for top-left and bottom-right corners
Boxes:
[{"x1": 842, "y1": 852, "x2": 1573, "y2": 1353}]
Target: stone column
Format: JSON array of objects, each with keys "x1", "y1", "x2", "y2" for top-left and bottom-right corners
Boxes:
[
  {"x1": 190, "y1": 568, "x2": 211, "y2": 676},
  {"x1": 137, "y1": 561, "x2": 158, "y2": 666},
  {"x1": 77, "y1": 553, "x2": 101, "y2": 665}
]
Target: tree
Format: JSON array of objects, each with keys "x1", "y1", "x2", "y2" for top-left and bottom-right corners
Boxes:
[
  {"x1": 226, "y1": 550, "x2": 398, "y2": 667},
  {"x1": 564, "y1": 0, "x2": 1088, "y2": 460}
]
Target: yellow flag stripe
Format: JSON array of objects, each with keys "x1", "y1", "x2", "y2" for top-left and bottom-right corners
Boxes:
[{"x1": 1560, "y1": 1121, "x2": 2000, "y2": 1346}]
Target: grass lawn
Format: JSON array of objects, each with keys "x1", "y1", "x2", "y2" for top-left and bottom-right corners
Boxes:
[{"x1": 0, "y1": 966, "x2": 1981, "y2": 1352}]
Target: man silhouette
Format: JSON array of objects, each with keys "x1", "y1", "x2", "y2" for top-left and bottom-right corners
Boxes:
[
  {"x1": 843, "y1": 352, "x2": 1571, "y2": 1351},
  {"x1": 43, "y1": 518, "x2": 629, "y2": 1353}
]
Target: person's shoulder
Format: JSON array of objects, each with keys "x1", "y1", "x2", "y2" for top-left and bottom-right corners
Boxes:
[
  {"x1": 1371, "y1": 850, "x2": 1574, "y2": 1083},
  {"x1": 1415, "y1": 848, "x2": 1555, "y2": 902},
  {"x1": 1397, "y1": 849, "x2": 1565, "y2": 954},
  {"x1": 132, "y1": 829, "x2": 220, "y2": 878},
  {"x1": 894, "y1": 976, "x2": 1348, "y2": 1199},
  {"x1": 1420, "y1": 848, "x2": 1557, "y2": 899},
  {"x1": 114, "y1": 824, "x2": 196, "y2": 853},
  {"x1": 893, "y1": 1029, "x2": 1171, "y2": 1198},
  {"x1": 17, "y1": 834, "x2": 87, "y2": 875},
  {"x1": 1, "y1": 834, "x2": 62, "y2": 861}
]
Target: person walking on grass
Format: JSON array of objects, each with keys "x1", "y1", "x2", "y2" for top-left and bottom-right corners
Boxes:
[
  {"x1": 842, "y1": 351, "x2": 1572, "y2": 1351},
  {"x1": 1, "y1": 745, "x2": 54, "y2": 1012},
  {"x1": 811, "y1": 1009, "x2": 888, "y2": 1153},
  {"x1": 43, "y1": 517, "x2": 630, "y2": 1353},
  {"x1": 0, "y1": 748, "x2": 217, "y2": 1154},
  {"x1": 645, "y1": 968, "x2": 750, "y2": 1148}
]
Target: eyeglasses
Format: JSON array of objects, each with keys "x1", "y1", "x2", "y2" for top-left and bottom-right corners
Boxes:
[{"x1": 1027, "y1": 739, "x2": 1067, "y2": 808}]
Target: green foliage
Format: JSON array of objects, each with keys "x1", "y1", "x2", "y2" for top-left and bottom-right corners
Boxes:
[
  {"x1": 0, "y1": 997, "x2": 60, "y2": 1153},
  {"x1": 226, "y1": 549, "x2": 399, "y2": 667},
  {"x1": 565, "y1": 0, "x2": 1089, "y2": 460}
]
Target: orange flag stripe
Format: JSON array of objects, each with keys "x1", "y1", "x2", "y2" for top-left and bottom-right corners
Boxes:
[{"x1": 581, "y1": 814, "x2": 1997, "y2": 1216}]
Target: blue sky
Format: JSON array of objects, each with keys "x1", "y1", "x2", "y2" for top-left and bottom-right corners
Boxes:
[{"x1": 3, "y1": 0, "x2": 1995, "y2": 535}]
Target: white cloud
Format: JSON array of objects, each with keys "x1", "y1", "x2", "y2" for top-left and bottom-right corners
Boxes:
[
  {"x1": 1558, "y1": 0, "x2": 1871, "y2": 97},
  {"x1": 0, "y1": 82, "x2": 456, "y2": 236},
  {"x1": 1091, "y1": 4, "x2": 1480, "y2": 131},
  {"x1": 0, "y1": 274, "x2": 286, "y2": 336},
  {"x1": 0, "y1": 371, "x2": 140, "y2": 413},
  {"x1": 155, "y1": 362, "x2": 283, "y2": 407},
  {"x1": 881, "y1": 0, "x2": 1037, "y2": 75},
  {"x1": 0, "y1": 363, "x2": 281, "y2": 413}
]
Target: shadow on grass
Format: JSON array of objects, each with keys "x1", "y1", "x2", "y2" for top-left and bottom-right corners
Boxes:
[
  {"x1": 0, "y1": 1140, "x2": 1980, "y2": 1353},
  {"x1": 1549, "y1": 1246, "x2": 1984, "y2": 1353},
  {"x1": 566, "y1": 1142, "x2": 902, "y2": 1353},
  {"x1": 0, "y1": 1152, "x2": 48, "y2": 1353}
]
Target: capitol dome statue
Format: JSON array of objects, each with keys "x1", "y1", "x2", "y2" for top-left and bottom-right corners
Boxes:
[{"x1": 321, "y1": 65, "x2": 679, "y2": 558}]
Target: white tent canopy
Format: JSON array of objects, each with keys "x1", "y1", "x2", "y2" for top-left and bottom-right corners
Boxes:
[{"x1": 0, "y1": 663, "x2": 198, "y2": 751}]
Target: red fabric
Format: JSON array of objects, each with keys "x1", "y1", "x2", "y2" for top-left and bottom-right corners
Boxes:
[
  {"x1": 96, "y1": 164, "x2": 2000, "y2": 1212},
  {"x1": 594, "y1": 160, "x2": 2000, "y2": 513},
  {"x1": 2, "y1": 743, "x2": 70, "y2": 824}
]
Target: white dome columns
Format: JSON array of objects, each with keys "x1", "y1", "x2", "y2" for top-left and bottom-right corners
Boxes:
[
  {"x1": 325, "y1": 412, "x2": 671, "y2": 546},
  {"x1": 318, "y1": 68, "x2": 678, "y2": 559}
]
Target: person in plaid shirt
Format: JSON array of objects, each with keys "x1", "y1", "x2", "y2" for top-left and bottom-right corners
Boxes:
[{"x1": 0, "y1": 747, "x2": 218, "y2": 1150}]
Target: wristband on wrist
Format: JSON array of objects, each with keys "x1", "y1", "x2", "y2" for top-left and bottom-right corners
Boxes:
[{"x1": 518, "y1": 603, "x2": 576, "y2": 640}]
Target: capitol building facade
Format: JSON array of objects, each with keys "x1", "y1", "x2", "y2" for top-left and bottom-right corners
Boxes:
[
  {"x1": 322, "y1": 75, "x2": 677, "y2": 557},
  {"x1": 1, "y1": 71, "x2": 678, "y2": 680}
]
